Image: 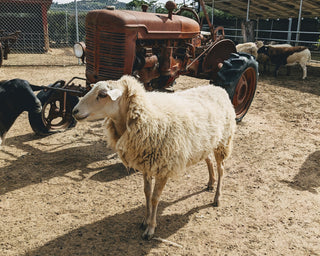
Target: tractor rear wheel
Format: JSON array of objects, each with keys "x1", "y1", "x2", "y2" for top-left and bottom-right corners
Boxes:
[{"x1": 215, "y1": 52, "x2": 258, "y2": 122}]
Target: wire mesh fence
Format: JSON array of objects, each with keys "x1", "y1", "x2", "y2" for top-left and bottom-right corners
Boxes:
[{"x1": 0, "y1": 0, "x2": 128, "y2": 66}]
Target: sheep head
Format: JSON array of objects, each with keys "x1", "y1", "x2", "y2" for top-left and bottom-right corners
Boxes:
[
  {"x1": 72, "y1": 80, "x2": 123, "y2": 122},
  {"x1": 255, "y1": 40, "x2": 264, "y2": 49}
]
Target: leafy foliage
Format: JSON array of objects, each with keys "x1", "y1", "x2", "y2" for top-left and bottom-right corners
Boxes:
[{"x1": 47, "y1": 0, "x2": 234, "y2": 47}]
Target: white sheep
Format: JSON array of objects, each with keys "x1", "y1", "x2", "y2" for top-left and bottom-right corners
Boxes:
[
  {"x1": 269, "y1": 43, "x2": 292, "y2": 48},
  {"x1": 72, "y1": 75, "x2": 236, "y2": 240},
  {"x1": 235, "y1": 41, "x2": 264, "y2": 58}
]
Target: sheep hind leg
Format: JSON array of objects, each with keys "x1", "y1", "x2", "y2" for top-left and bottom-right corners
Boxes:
[
  {"x1": 274, "y1": 65, "x2": 280, "y2": 77},
  {"x1": 141, "y1": 173, "x2": 152, "y2": 230},
  {"x1": 205, "y1": 156, "x2": 215, "y2": 191},
  {"x1": 142, "y1": 175, "x2": 168, "y2": 240},
  {"x1": 213, "y1": 146, "x2": 228, "y2": 207},
  {"x1": 301, "y1": 64, "x2": 307, "y2": 79},
  {"x1": 0, "y1": 132, "x2": 6, "y2": 146}
]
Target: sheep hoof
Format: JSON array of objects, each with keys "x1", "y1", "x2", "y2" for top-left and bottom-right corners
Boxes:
[
  {"x1": 142, "y1": 225, "x2": 155, "y2": 240},
  {"x1": 207, "y1": 185, "x2": 214, "y2": 191},
  {"x1": 142, "y1": 227, "x2": 155, "y2": 240},
  {"x1": 140, "y1": 222, "x2": 147, "y2": 230},
  {"x1": 142, "y1": 233, "x2": 154, "y2": 240},
  {"x1": 213, "y1": 201, "x2": 219, "y2": 207}
]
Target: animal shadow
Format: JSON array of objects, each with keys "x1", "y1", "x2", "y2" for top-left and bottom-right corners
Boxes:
[
  {"x1": 24, "y1": 190, "x2": 212, "y2": 256},
  {"x1": 282, "y1": 150, "x2": 320, "y2": 194},
  {"x1": 90, "y1": 162, "x2": 133, "y2": 182}
]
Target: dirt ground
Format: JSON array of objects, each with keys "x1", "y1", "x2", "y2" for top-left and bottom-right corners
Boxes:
[{"x1": 0, "y1": 64, "x2": 319, "y2": 256}]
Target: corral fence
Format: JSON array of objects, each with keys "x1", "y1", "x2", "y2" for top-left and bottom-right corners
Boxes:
[
  {"x1": 1, "y1": 0, "x2": 319, "y2": 67},
  {"x1": 218, "y1": 17, "x2": 320, "y2": 62}
]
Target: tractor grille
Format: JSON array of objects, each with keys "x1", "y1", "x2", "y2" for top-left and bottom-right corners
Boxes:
[
  {"x1": 85, "y1": 26, "x2": 95, "y2": 77},
  {"x1": 86, "y1": 25, "x2": 126, "y2": 82}
]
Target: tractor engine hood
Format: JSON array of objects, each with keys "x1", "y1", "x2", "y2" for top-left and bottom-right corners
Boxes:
[{"x1": 86, "y1": 9, "x2": 200, "y2": 40}]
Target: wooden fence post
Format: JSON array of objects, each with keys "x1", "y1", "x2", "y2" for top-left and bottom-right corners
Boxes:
[{"x1": 241, "y1": 20, "x2": 255, "y2": 42}]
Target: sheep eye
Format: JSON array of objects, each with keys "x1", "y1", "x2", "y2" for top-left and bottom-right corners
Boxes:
[
  {"x1": 96, "y1": 94, "x2": 104, "y2": 100},
  {"x1": 98, "y1": 92, "x2": 107, "y2": 98}
]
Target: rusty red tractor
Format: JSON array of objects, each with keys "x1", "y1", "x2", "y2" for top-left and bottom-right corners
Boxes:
[{"x1": 29, "y1": 0, "x2": 258, "y2": 134}]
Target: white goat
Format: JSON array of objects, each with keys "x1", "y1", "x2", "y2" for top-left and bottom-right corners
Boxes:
[{"x1": 72, "y1": 75, "x2": 236, "y2": 240}]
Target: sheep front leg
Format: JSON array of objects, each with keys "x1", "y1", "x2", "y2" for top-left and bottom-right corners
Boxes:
[
  {"x1": 142, "y1": 175, "x2": 168, "y2": 240},
  {"x1": 205, "y1": 156, "x2": 215, "y2": 191},
  {"x1": 141, "y1": 173, "x2": 152, "y2": 230}
]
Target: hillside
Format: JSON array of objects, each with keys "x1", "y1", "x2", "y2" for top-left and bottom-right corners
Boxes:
[{"x1": 51, "y1": 0, "x2": 127, "y2": 11}]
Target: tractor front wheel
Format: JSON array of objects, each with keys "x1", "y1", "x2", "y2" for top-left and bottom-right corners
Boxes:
[{"x1": 215, "y1": 52, "x2": 258, "y2": 122}]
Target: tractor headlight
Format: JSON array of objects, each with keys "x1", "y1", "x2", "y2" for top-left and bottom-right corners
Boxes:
[{"x1": 73, "y1": 42, "x2": 86, "y2": 60}]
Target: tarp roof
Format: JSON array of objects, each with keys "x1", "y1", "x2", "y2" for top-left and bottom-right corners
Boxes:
[{"x1": 204, "y1": 0, "x2": 320, "y2": 19}]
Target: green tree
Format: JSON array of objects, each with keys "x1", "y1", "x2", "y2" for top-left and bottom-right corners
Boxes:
[{"x1": 126, "y1": 0, "x2": 157, "y2": 10}]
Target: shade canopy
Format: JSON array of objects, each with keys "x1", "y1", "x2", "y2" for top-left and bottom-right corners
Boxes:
[{"x1": 204, "y1": 0, "x2": 320, "y2": 19}]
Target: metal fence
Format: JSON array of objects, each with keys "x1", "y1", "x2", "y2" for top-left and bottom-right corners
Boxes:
[
  {"x1": 0, "y1": 0, "x2": 119, "y2": 66},
  {"x1": 217, "y1": 18, "x2": 320, "y2": 61},
  {"x1": 1, "y1": 0, "x2": 319, "y2": 67}
]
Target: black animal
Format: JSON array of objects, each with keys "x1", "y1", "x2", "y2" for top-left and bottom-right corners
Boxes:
[{"x1": 0, "y1": 79, "x2": 42, "y2": 145}]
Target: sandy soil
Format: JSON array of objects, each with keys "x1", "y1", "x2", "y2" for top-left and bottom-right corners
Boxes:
[
  {"x1": 4, "y1": 48, "x2": 78, "y2": 67},
  {"x1": 0, "y1": 64, "x2": 319, "y2": 256}
]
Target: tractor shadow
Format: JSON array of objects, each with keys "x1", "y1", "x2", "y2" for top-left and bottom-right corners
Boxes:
[{"x1": 0, "y1": 133, "x2": 129, "y2": 195}]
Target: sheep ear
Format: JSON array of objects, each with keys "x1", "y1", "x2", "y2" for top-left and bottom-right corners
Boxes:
[{"x1": 107, "y1": 88, "x2": 123, "y2": 101}]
